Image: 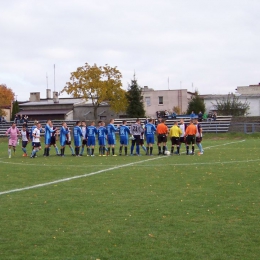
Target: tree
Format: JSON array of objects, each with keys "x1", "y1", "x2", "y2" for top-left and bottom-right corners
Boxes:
[
  {"x1": 12, "y1": 100, "x2": 20, "y2": 120},
  {"x1": 213, "y1": 94, "x2": 250, "y2": 116},
  {"x1": 186, "y1": 90, "x2": 205, "y2": 114},
  {"x1": 62, "y1": 63, "x2": 126, "y2": 120},
  {"x1": 173, "y1": 106, "x2": 181, "y2": 115},
  {"x1": 0, "y1": 84, "x2": 15, "y2": 117},
  {"x1": 125, "y1": 75, "x2": 145, "y2": 118}
]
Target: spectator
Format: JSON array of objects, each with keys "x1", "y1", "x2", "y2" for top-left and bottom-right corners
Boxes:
[
  {"x1": 14, "y1": 114, "x2": 18, "y2": 124},
  {"x1": 198, "y1": 111, "x2": 203, "y2": 122},
  {"x1": 207, "y1": 112, "x2": 213, "y2": 121},
  {"x1": 213, "y1": 112, "x2": 217, "y2": 121},
  {"x1": 203, "y1": 112, "x2": 208, "y2": 121},
  {"x1": 156, "y1": 111, "x2": 161, "y2": 118},
  {"x1": 190, "y1": 111, "x2": 196, "y2": 119},
  {"x1": 164, "y1": 110, "x2": 169, "y2": 117}
]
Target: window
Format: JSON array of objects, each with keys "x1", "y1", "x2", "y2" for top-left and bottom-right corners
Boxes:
[
  {"x1": 158, "y1": 96, "x2": 163, "y2": 105},
  {"x1": 145, "y1": 97, "x2": 151, "y2": 106}
]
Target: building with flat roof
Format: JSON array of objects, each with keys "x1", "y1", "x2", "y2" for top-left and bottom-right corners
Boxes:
[
  {"x1": 18, "y1": 90, "x2": 84, "y2": 120},
  {"x1": 141, "y1": 86, "x2": 194, "y2": 118}
]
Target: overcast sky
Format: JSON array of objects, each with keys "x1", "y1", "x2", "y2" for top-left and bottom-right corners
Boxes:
[{"x1": 1, "y1": 0, "x2": 260, "y2": 100}]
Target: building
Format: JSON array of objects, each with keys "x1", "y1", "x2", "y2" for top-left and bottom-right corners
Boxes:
[
  {"x1": 18, "y1": 89, "x2": 84, "y2": 121},
  {"x1": 202, "y1": 83, "x2": 260, "y2": 116},
  {"x1": 141, "y1": 86, "x2": 194, "y2": 118}
]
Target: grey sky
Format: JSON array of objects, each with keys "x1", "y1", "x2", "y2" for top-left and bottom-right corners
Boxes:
[{"x1": 1, "y1": 0, "x2": 260, "y2": 100}]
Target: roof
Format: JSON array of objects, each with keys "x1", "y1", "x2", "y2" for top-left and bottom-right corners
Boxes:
[
  {"x1": 17, "y1": 109, "x2": 72, "y2": 115},
  {"x1": 20, "y1": 98, "x2": 84, "y2": 107}
]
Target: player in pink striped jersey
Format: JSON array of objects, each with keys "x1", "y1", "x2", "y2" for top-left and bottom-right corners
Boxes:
[{"x1": 5, "y1": 123, "x2": 20, "y2": 158}]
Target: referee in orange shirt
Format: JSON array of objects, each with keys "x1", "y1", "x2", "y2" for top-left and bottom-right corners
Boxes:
[
  {"x1": 156, "y1": 119, "x2": 169, "y2": 155},
  {"x1": 185, "y1": 120, "x2": 197, "y2": 155}
]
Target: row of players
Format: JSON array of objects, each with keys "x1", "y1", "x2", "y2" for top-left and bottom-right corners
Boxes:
[{"x1": 5, "y1": 118, "x2": 203, "y2": 158}]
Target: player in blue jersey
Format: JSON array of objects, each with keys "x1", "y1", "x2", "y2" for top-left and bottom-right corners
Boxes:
[
  {"x1": 145, "y1": 118, "x2": 156, "y2": 155},
  {"x1": 43, "y1": 120, "x2": 57, "y2": 156},
  {"x1": 119, "y1": 120, "x2": 130, "y2": 156},
  {"x1": 79, "y1": 121, "x2": 87, "y2": 156},
  {"x1": 86, "y1": 121, "x2": 98, "y2": 156},
  {"x1": 97, "y1": 121, "x2": 108, "y2": 156},
  {"x1": 59, "y1": 122, "x2": 70, "y2": 157},
  {"x1": 106, "y1": 118, "x2": 118, "y2": 156},
  {"x1": 73, "y1": 121, "x2": 83, "y2": 156}
]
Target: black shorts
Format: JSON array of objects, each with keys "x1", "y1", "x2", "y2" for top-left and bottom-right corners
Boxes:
[
  {"x1": 186, "y1": 135, "x2": 195, "y2": 145},
  {"x1": 82, "y1": 139, "x2": 87, "y2": 145},
  {"x1": 22, "y1": 141, "x2": 28, "y2": 148},
  {"x1": 66, "y1": 141, "x2": 71, "y2": 145},
  {"x1": 34, "y1": 142, "x2": 41, "y2": 148},
  {"x1": 171, "y1": 137, "x2": 180, "y2": 145},
  {"x1": 196, "y1": 137, "x2": 202, "y2": 143},
  {"x1": 139, "y1": 139, "x2": 144, "y2": 146},
  {"x1": 131, "y1": 135, "x2": 141, "y2": 146},
  {"x1": 50, "y1": 136, "x2": 56, "y2": 145},
  {"x1": 157, "y1": 134, "x2": 167, "y2": 143},
  {"x1": 180, "y1": 137, "x2": 185, "y2": 143}
]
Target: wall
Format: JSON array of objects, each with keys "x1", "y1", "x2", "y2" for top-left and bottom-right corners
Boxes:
[
  {"x1": 73, "y1": 104, "x2": 123, "y2": 122},
  {"x1": 142, "y1": 89, "x2": 189, "y2": 118},
  {"x1": 204, "y1": 95, "x2": 260, "y2": 116}
]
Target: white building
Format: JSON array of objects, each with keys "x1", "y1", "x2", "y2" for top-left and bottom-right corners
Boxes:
[
  {"x1": 202, "y1": 83, "x2": 260, "y2": 116},
  {"x1": 141, "y1": 86, "x2": 194, "y2": 118}
]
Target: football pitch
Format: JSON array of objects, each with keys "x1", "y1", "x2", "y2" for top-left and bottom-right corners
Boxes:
[{"x1": 0, "y1": 134, "x2": 259, "y2": 260}]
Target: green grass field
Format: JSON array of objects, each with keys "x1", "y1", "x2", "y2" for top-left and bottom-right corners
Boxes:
[{"x1": 0, "y1": 134, "x2": 260, "y2": 260}]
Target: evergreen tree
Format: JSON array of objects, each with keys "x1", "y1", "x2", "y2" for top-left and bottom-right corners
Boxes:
[
  {"x1": 187, "y1": 90, "x2": 205, "y2": 114},
  {"x1": 12, "y1": 100, "x2": 19, "y2": 120},
  {"x1": 126, "y1": 75, "x2": 145, "y2": 118}
]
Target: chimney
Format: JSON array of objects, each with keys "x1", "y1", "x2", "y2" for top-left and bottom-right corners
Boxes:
[
  {"x1": 29, "y1": 92, "x2": 40, "y2": 102},
  {"x1": 46, "y1": 89, "x2": 51, "y2": 99},
  {"x1": 53, "y1": 91, "x2": 59, "y2": 103}
]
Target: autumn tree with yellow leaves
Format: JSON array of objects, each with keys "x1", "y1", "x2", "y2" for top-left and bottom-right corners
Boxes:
[
  {"x1": 62, "y1": 63, "x2": 126, "y2": 120},
  {"x1": 0, "y1": 84, "x2": 15, "y2": 117}
]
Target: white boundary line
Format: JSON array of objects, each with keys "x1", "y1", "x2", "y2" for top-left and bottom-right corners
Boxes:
[
  {"x1": 0, "y1": 139, "x2": 246, "y2": 196},
  {"x1": 0, "y1": 139, "x2": 246, "y2": 168},
  {"x1": 0, "y1": 156, "x2": 163, "y2": 196}
]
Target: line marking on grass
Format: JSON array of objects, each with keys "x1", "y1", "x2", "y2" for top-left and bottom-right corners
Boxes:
[
  {"x1": 137, "y1": 158, "x2": 260, "y2": 167},
  {"x1": 0, "y1": 139, "x2": 247, "y2": 196},
  {"x1": 0, "y1": 139, "x2": 246, "y2": 167},
  {"x1": 0, "y1": 156, "x2": 164, "y2": 196}
]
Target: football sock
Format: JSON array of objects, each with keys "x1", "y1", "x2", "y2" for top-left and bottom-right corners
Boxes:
[
  {"x1": 142, "y1": 146, "x2": 147, "y2": 152},
  {"x1": 69, "y1": 146, "x2": 74, "y2": 154},
  {"x1": 186, "y1": 146, "x2": 189, "y2": 154},
  {"x1": 192, "y1": 146, "x2": 194, "y2": 153},
  {"x1": 171, "y1": 147, "x2": 174, "y2": 153},
  {"x1": 55, "y1": 146, "x2": 59, "y2": 154},
  {"x1": 124, "y1": 147, "x2": 127, "y2": 155},
  {"x1": 136, "y1": 145, "x2": 140, "y2": 155},
  {"x1": 92, "y1": 148, "x2": 94, "y2": 155},
  {"x1": 130, "y1": 145, "x2": 134, "y2": 154},
  {"x1": 8, "y1": 149, "x2": 11, "y2": 157},
  {"x1": 102, "y1": 147, "x2": 105, "y2": 155},
  {"x1": 87, "y1": 148, "x2": 90, "y2": 155},
  {"x1": 119, "y1": 146, "x2": 122, "y2": 154},
  {"x1": 146, "y1": 147, "x2": 149, "y2": 155},
  {"x1": 22, "y1": 147, "x2": 26, "y2": 153},
  {"x1": 162, "y1": 146, "x2": 166, "y2": 154},
  {"x1": 105, "y1": 147, "x2": 108, "y2": 151},
  {"x1": 80, "y1": 147, "x2": 85, "y2": 155},
  {"x1": 150, "y1": 147, "x2": 153, "y2": 155},
  {"x1": 43, "y1": 148, "x2": 47, "y2": 156},
  {"x1": 108, "y1": 147, "x2": 110, "y2": 155},
  {"x1": 46, "y1": 148, "x2": 49, "y2": 156},
  {"x1": 112, "y1": 148, "x2": 115, "y2": 155},
  {"x1": 177, "y1": 146, "x2": 180, "y2": 154},
  {"x1": 158, "y1": 146, "x2": 161, "y2": 154}
]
